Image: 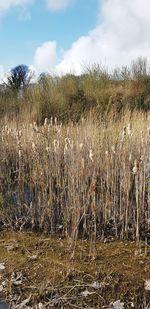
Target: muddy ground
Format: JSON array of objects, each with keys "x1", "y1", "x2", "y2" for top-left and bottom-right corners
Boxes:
[{"x1": 0, "y1": 231, "x2": 150, "y2": 308}]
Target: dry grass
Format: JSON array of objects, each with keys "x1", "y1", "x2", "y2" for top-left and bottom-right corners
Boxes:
[{"x1": 0, "y1": 111, "x2": 150, "y2": 243}]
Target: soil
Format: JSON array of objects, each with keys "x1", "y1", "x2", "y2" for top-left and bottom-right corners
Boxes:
[{"x1": 0, "y1": 231, "x2": 150, "y2": 308}]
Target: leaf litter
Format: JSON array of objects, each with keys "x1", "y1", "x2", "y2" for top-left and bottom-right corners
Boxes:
[{"x1": 0, "y1": 231, "x2": 149, "y2": 308}]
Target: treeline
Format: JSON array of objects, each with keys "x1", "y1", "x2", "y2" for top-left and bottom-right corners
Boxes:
[{"x1": 1, "y1": 57, "x2": 150, "y2": 122}]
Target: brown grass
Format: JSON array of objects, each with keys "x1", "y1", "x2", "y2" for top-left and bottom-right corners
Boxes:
[{"x1": 0, "y1": 111, "x2": 150, "y2": 243}]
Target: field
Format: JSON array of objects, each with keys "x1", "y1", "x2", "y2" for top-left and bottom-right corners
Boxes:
[{"x1": 1, "y1": 61, "x2": 150, "y2": 307}]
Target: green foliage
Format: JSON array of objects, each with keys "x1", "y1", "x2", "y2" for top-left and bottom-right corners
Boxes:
[{"x1": 1, "y1": 58, "x2": 150, "y2": 122}]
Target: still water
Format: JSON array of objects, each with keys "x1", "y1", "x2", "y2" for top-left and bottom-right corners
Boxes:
[{"x1": 0, "y1": 302, "x2": 9, "y2": 309}]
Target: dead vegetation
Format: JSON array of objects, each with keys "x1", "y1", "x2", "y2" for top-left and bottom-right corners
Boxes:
[
  {"x1": 0, "y1": 106, "x2": 150, "y2": 307},
  {"x1": 0, "y1": 231, "x2": 150, "y2": 308},
  {"x1": 0, "y1": 111, "x2": 150, "y2": 242}
]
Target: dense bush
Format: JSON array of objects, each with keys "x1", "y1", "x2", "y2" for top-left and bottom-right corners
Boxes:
[{"x1": 1, "y1": 58, "x2": 150, "y2": 122}]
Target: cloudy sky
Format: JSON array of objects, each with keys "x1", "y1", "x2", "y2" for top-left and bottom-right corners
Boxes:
[{"x1": 0, "y1": 0, "x2": 150, "y2": 76}]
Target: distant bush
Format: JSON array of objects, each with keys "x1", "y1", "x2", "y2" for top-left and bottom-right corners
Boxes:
[{"x1": 1, "y1": 58, "x2": 150, "y2": 122}]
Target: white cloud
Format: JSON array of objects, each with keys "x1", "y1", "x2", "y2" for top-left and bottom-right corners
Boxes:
[
  {"x1": 0, "y1": 0, "x2": 71, "y2": 13},
  {"x1": 0, "y1": 0, "x2": 32, "y2": 12},
  {"x1": 55, "y1": 0, "x2": 150, "y2": 74},
  {"x1": 46, "y1": 0, "x2": 71, "y2": 11},
  {"x1": 34, "y1": 41, "x2": 57, "y2": 73},
  {"x1": 0, "y1": 65, "x2": 6, "y2": 83}
]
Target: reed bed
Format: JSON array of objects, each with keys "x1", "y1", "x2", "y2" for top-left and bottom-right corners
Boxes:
[{"x1": 0, "y1": 111, "x2": 150, "y2": 242}]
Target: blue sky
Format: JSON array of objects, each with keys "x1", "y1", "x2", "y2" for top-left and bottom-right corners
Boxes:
[
  {"x1": 0, "y1": 0, "x2": 99, "y2": 71},
  {"x1": 0, "y1": 0, "x2": 150, "y2": 77}
]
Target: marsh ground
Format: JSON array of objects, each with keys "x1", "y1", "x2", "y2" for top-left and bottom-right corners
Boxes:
[{"x1": 0, "y1": 231, "x2": 150, "y2": 308}]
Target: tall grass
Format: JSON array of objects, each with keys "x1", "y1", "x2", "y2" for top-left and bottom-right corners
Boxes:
[{"x1": 0, "y1": 111, "x2": 150, "y2": 242}]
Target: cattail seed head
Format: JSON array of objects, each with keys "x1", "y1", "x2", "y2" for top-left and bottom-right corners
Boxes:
[
  {"x1": 127, "y1": 123, "x2": 132, "y2": 136},
  {"x1": 18, "y1": 149, "x2": 22, "y2": 158},
  {"x1": 79, "y1": 143, "x2": 84, "y2": 150},
  {"x1": 89, "y1": 149, "x2": 94, "y2": 162},
  {"x1": 44, "y1": 118, "x2": 48, "y2": 126},
  {"x1": 133, "y1": 160, "x2": 138, "y2": 174}
]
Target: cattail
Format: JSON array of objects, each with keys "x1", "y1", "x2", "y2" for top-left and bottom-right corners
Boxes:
[
  {"x1": 38, "y1": 303, "x2": 44, "y2": 309},
  {"x1": 64, "y1": 138, "x2": 68, "y2": 155},
  {"x1": 127, "y1": 123, "x2": 132, "y2": 136},
  {"x1": 18, "y1": 149, "x2": 22, "y2": 158},
  {"x1": 79, "y1": 143, "x2": 84, "y2": 150},
  {"x1": 133, "y1": 160, "x2": 138, "y2": 174},
  {"x1": 18, "y1": 130, "x2": 22, "y2": 138},
  {"x1": 54, "y1": 117, "x2": 57, "y2": 126},
  {"x1": 50, "y1": 117, "x2": 53, "y2": 126},
  {"x1": 129, "y1": 153, "x2": 132, "y2": 162},
  {"x1": 89, "y1": 149, "x2": 94, "y2": 162},
  {"x1": 68, "y1": 138, "x2": 73, "y2": 149},
  {"x1": 144, "y1": 279, "x2": 150, "y2": 291},
  {"x1": 33, "y1": 122, "x2": 39, "y2": 133},
  {"x1": 64, "y1": 144, "x2": 68, "y2": 156},
  {"x1": 17, "y1": 139, "x2": 20, "y2": 146},
  {"x1": 111, "y1": 145, "x2": 115, "y2": 154},
  {"x1": 44, "y1": 118, "x2": 48, "y2": 126},
  {"x1": 147, "y1": 127, "x2": 150, "y2": 135},
  {"x1": 81, "y1": 158, "x2": 85, "y2": 169},
  {"x1": 5, "y1": 125, "x2": 8, "y2": 131},
  {"x1": 64, "y1": 138, "x2": 70, "y2": 155},
  {"x1": 32, "y1": 142, "x2": 36, "y2": 151},
  {"x1": 46, "y1": 146, "x2": 50, "y2": 152}
]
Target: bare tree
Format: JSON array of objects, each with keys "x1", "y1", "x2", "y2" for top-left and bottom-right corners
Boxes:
[{"x1": 6, "y1": 64, "x2": 32, "y2": 92}]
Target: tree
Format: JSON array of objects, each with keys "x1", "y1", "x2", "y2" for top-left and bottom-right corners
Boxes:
[{"x1": 6, "y1": 64, "x2": 32, "y2": 92}]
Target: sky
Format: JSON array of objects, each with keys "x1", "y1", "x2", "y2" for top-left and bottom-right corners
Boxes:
[{"x1": 0, "y1": 0, "x2": 150, "y2": 78}]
